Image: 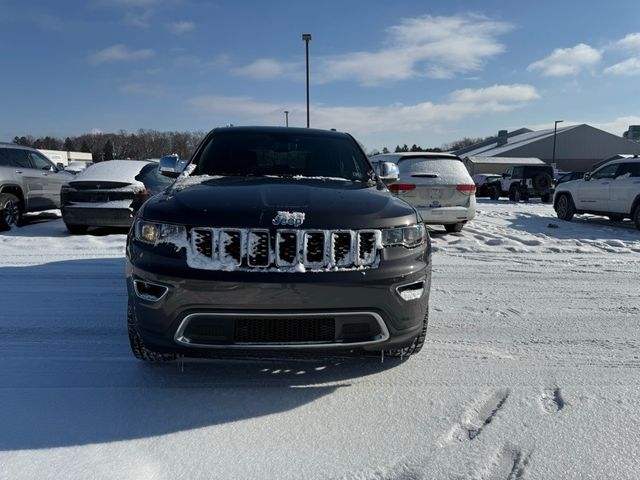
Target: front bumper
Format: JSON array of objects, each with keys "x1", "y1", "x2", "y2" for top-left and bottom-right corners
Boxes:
[
  {"x1": 62, "y1": 206, "x2": 134, "y2": 227},
  {"x1": 416, "y1": 205, "x2": 476, "y2": 225},
  {"x1": 126, "y1": 240, "x2": 431, "y2": 353}
]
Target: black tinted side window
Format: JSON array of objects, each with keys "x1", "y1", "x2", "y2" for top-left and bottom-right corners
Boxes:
[
  {"x1": 0, "y1": 148, "x2": 30, "y2": 168},
  {"x1": 512, "y1": 167, "x2": 523, "y2": 178},
  {"x1": 616, "y1": 163, "x2": 640, "y2": 178}
]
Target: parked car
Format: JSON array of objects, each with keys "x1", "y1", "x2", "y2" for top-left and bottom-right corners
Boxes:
[
  {"x1": 371, "y1": 152, "x2": 476, "y2": 233},
  {"x1": 126, "y1": 126, "x2": 431, "y2": 361},
  {"x1": 489, "y1": 164, "x2": 554, "y2": 202},
  {"x1": 0, "y1": 142, "x2": 73, "y2": 230},
  {"x1": 554, "y1": 158, "x2": 640, "y2": 229},
  {"x1": 61, "y1": 159, "x2": 174, "y2": 234},
  {"x1": 65, "y1": 161, "x2": 92, "y2": 174},
  {"x1": 472, "y1": 173, "x2": 502, "y2": 197}
]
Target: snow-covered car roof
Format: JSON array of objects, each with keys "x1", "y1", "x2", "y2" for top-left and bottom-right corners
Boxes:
[{"x1": 73, "y1": 160, "x2": 153, "y2": 183}]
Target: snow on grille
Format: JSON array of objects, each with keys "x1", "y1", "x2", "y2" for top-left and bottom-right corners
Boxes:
[{"x1": 188, "y1": 227, "x2": 381, "y2": 272}]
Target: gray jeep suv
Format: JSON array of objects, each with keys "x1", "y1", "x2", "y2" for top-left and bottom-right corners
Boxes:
[
  {"x1": 0, "y1": 142, "x2": 73, "y2": 230},
  {"x1": 126, "y1": 127, "x2": 432, "y2": 360}
]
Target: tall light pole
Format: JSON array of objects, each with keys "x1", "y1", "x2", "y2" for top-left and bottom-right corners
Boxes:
[
  {"x1": 552, "y1": 120, "x2": 563, "y2": 168},
  {"x1": 302, "y1": 33, "x2": 312, "y2": 128},
  {"x1": 284, "y1": 110, "x2": 289, "y2": 127}
]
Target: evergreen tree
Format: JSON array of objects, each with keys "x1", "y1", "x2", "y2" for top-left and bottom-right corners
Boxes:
[
  {"x1": 382, "y1": 147, "x2": 389, "y2": 154},
  {"x1": 63, "y1": 137, "x2": 75, "y2": 151},
  {"x1": 80, "y1": 141, "x2": 91, "y2": 153},
  {"x1": 102, "y1": 140, "x2": 114, "y2": 161}
]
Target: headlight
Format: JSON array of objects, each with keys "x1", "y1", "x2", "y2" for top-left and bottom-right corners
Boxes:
[
  {"x1": 135, "y1": 220, "x2": 187, "y2": 246},
  {"x1": 382, "y1": 223, "x2": 426, "y2": 248}
]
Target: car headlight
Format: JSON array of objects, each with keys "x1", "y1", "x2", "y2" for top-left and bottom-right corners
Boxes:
[
  {"x1": 381, "y1": 223, "x2": 426, "y2": 248},
  {"x1": 135, "y1": 220, "x2": 187, "y2": 246}
]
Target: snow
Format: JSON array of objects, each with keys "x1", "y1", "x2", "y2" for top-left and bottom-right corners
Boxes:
[
  {"x1": 73, "y1": 160, "x2": 151, "y2": 185},
  {"x1": 1, "y1": 200, "x2": 640, "y2": 479}
]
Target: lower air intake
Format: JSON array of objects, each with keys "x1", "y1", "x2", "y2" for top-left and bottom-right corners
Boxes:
[{"x1": 234, "y1": 317, "x2": 335, "y2": 343}]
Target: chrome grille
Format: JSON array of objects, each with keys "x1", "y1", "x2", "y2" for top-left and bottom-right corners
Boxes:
[{"x1": 189, "y1": 228, "x2": 380, "y2": 271}]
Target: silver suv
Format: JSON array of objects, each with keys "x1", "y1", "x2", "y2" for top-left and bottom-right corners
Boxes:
[
  {"x1": 554, "y1": 158, "x2": 640, "y2": 229},
  {"x1": 0, "y1": 142, "x2": 73, "y2": 230}
]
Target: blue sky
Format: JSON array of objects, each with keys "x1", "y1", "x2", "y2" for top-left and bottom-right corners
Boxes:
[{"x1": 1, "y1": 0, "x2": 640, "y2": 150}]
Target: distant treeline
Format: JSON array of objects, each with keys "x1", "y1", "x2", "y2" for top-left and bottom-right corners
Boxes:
[
  {"x1": 12, "y1": 130, "x2": 491, "y2": 161},
  {"x1": 11, "y1": 129, "x2": 207, "y2": 162}
]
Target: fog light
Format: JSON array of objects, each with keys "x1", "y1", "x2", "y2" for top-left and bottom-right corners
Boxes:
[
  {"x1": 396, "y1": 281, "x2": 425, "y2": 301},
  {"x1": 133, "y1": 280, "x2": 168, "y2": 302}
]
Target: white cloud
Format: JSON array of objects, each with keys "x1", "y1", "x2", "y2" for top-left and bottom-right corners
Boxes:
[
  {"x1": 232, "y1": 14, "x2": 512, "y2": 85},
  {"x1": 613, "y1": 32, "x2": 640, "y2": 50},
  {"x1": 232, "y1": 58, "x2": 301, "y2": 80},
  {"x1": 604, "y1": 57, "x2": 640, "y2": 76},
  {"x1": 528, "y1": 43, "x2": 601, "y2": 76},
  {"x1": 89, "y1": 44, "x2": 155, "y2": 64},
  {"x1": 168, "y1": 20, "x2": 194, "y2": 34},
  {"x1": 124, "y1": 9, "x2": 153, "y2": 28},
  {"x1": 187, "y1": 84, "x2": 539, "y2": 136}
]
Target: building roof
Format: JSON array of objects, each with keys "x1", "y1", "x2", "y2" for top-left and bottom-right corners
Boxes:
[
  {"x1": 464, "y1": 156, "x2": 544, "y2": 165},
  {"x1": 457, "y1": 125, "x2": 582, "y2": 158}
]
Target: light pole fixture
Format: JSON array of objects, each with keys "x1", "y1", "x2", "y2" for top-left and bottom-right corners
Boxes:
[
  {"x1": 284, "y1": 110, "x2": 289, "y2": 127},
  {"x1": 552, "y1": 120, "x2": 563, "y2": 168},
  {"x1": 302, "y1": 33, "x2": 312, "y2": 128}
]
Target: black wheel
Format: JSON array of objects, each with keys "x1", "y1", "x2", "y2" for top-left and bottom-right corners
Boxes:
[
  {"x1": 128, "y1": 303, "x2": 176, "y2": 362},
  {"x1": 509, "y1": 185, "x2": 521, "y2": 202},
  {"x1": 608, "y1": 215, "x2": 624, "y2": 222},
  {"x1": 633, "y1": 205, "x2": 640, "y2": 230},
  {"x1": 444, "y1": 222, "x2": 464, "y2": 233},
  {"x1": 556, "y1": 194, "x2": 575, "y2": 221},
  {"x1": 65, "y1": 223, "x2": 89, "y2": 235},
  {"x1": 386, "y1": 307, "x2": 428, "y2": 357},
  {"x1": 541, "y1": 193, "x2": 552, "y2": 203},
  {"x1": 0, "y1": 193, "x2": 23, "y2": 230},
  {"x1": 490, "y1": 186, "x2": 501, "y2": 200}
]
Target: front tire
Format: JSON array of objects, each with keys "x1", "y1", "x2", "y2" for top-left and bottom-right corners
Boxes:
[
  {"x1": 556, "y1": 194, "x2": 575, "y2": 221},
  {"x1": 128, "y1": 304, "x2": 176, "y2": 362},
  {"x1": 0, "y1": 193, "x2": 23, "y2": 231},
  {"x1": 444, "y1": 222, "x2": 464, "y2": 233},
  {"x1": 633, "y1": 205, "x2": 640, "y2": 230},
  {"x1": 490, "y1": 186, "x2": 500, "y2": 200},
  {"x1": 386, "y1": 307, "x2": 428, "y2": 357}
]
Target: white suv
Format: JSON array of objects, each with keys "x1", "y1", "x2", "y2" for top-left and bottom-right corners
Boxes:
[
  {"x1": 371, "y1": 152, "x2": 476, "y2": 233},
  {"x1": 554, "y1": 157, "x2": 640, "y2": 229}
]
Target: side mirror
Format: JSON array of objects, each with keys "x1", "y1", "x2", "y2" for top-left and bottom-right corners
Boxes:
[
  {"x1": 583, "y1": 172, "x2": 591, "y2": 181},
  {"x1": 374, "y1": 162, "x2": 400, "y2": 184},
  {"x1": 56, "y1": 162, "x2": 65, "y2": 171},
  {"x1": 159, "y1": 155, "x2": 184, "y2": 178},
  {"x1": 502, "y1": 173, "x2": 508, "y2": 178}
]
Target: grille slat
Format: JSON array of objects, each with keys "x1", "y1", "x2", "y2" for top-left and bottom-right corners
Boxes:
[{"x1": 190, "y1": 227, "x2": 381, "y2": 270}]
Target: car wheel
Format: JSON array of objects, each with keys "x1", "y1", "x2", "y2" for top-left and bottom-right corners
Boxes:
[
  {"x1": 490, "y1": 187, "x2": 501, "y2": 200},
  {"x1": 128, "y1": 303, "x2": 177, "y2": 362},
  {"x1": 0, "y1": 193, "x2": 23, "y2": 231},
  {"x1": 386, "y1": 307, "x2": 428, "y2": 358},
  {"x1": 541, "y1": 193, "x2": 552, "y2": 203},
  {"x1": 556, "y1": 194, "x2": 575, "y2": 221},
  {"x1": 509, "y1": 186, "x2": 521, "y2": 202},
  {"x1": 608, "y1": 215, "x2": 624, "y2": 222},
  {"x1": 633, "y1": 205, "x2": 640, "y2": 230},
  {"x1": 65, "y1": 223, "x2": 89, "y2": 235},
  {"x1": 444, "y1": 222, "x2": 464, "y2": 233}
]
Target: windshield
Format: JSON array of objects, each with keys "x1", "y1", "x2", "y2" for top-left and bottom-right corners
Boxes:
[{"x1": 193, "y1": 131, "x2": 372, "y2": 182}]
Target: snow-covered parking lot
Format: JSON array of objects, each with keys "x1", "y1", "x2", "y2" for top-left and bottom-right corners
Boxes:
[{"x1": 1, "y1": 200, "x2": 639, "y2": 479}]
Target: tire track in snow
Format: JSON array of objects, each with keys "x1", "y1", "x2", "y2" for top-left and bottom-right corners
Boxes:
[{"x1": 443, "y1": 389, "x2": 510, "y2": 444}]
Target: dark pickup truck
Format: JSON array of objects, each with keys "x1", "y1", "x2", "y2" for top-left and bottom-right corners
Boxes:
[{"x1": 125, "y1": 126, "x2": 432, "y2": 361}]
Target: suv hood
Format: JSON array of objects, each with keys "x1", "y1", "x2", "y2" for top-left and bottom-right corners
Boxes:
[{"x1": 142, "y1": 177, "x2": 418, "y2": 229}]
